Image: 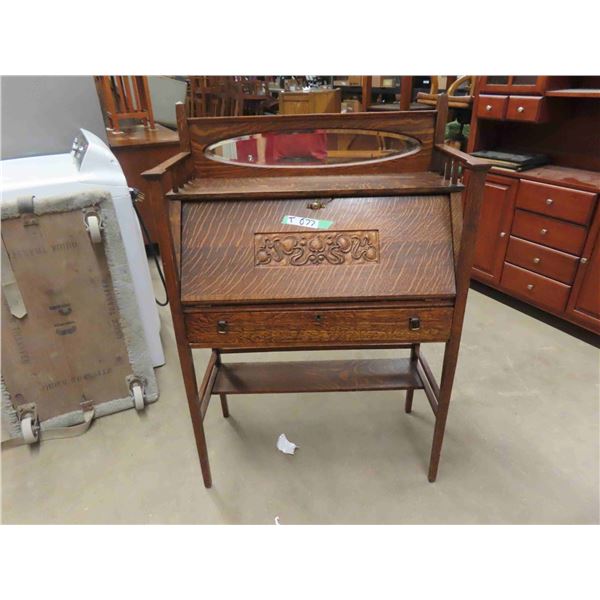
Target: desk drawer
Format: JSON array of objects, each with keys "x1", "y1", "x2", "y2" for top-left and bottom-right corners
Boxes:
[
  {"x1": 477, "y1": 95, "x2": 508, "y2": 120},
  {"x1": 505, "y1": 236, "x2": 579, "y2": 284},
  {"x1": 501, "y1": 263, "x2": 571, "y2": 313},
  {"x1": 511, "y1": 209, "x2": 587, "y2": 255},
  {"x1": 506, "y1": 96, "x2": 547, "y2": 122},
  {"x1": 516, "y1": 180, "x2": 596, "y2": 225},
  {"x1": 184, "y1": 305, "x2": 454, "y2": 348}
]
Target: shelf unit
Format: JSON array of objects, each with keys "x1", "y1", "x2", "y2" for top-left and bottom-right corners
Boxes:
[{"x1": 468, "y1": 76, "x2": 600, "y2": 334}]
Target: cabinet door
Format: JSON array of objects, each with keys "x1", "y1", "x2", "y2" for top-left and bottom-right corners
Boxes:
[
  {"x1": 565, "y1": 206, "x2": 600, "y2": 332},
  {"x1": 479, "y1": 76, "x2": 551, "y2": 95},
  {"x1": 472, "y1": 175, "x2": 518, "y2": 284}
]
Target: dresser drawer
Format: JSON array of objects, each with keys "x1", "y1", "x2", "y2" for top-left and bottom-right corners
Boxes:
[
  {"x1": 501, "y1": 263, "x2": 571, "y2": 313},
  {"x1": 477, "y1": 95, "x2": 508, "y2": 120},
  {"x1": 505, "y1": 236, "x2": 579, "y2": 284},
  {"x1": 511, "y1": 209, "x2": 587, "y2": 255},
  {"x1": 184, "y1": 305, "x2": 454, "y2": 348},
  {"x1": 506, "y1": 96, "x2": 547, "y2": 122},
  {"x1": 516, "y1": 180, "x2": 596, "y2": 225}
]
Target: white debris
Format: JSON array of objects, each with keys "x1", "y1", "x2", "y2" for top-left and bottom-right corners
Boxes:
[{"x1": 276, "y1": 433, "x2": 298, "y2": 455}]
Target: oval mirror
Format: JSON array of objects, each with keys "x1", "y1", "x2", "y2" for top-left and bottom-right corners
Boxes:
[{"x1": 204, "y1": 129, "x2": 421, "y2": 168}]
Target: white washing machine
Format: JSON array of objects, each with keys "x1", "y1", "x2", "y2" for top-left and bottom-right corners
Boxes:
[{"x1": 1, "y1": 128, "x2": 165, "y2": 367}]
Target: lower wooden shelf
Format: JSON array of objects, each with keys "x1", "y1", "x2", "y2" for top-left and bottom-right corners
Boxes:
[{"x1": 212, "y1": 358, "x2": 423, "y2": 395}]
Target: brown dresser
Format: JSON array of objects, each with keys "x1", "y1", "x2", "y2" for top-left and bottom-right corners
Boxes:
[{"x1": 469, "y1": 76, "x2": 600, "y2": 334}]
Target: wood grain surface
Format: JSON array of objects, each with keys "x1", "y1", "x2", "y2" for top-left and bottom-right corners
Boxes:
[
  {"x1": 212, "y1": 358, "x2": 423, "y2": 394},
  {"x1": 500, "y1": 262, "x2": 571, "y2": 313},
  {"x1": 181, "y1": 195, "x2": 456, "y2": 304},
  {"x1": 505, "y1": 236, "x2": 579, "y2": 284},
  {"x1": 516, "y1": 180, "x2": 596, "y2": 225},
  {"x1": 168, "y1": 172, "x2": 463, "y2": 200},
  {"x1": 511, "y1": 209, "x2": 587, "y2": 255},
  {"x1": 184, "y1": 305, "x2": 453, "y2": 348}
]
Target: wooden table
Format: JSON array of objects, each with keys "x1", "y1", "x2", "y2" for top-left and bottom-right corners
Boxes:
[
  {"x1": 143, "y1": 98, "x2": 490, "y2": 488},
  {"x1": 108, "y1": 123, "x2": 180, "y2": 243}
]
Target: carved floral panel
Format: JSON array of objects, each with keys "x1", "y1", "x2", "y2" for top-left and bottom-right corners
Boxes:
[{"x1": 254, "y1": 230, "x2": 380, "y2": 267}]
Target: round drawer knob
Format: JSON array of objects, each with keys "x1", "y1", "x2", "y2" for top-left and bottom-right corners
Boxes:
[
  {"x1": 499, "y1": 231, "x2": 507, "y2": 238},
  {"x1": 540, "y1": 228, "x2": 548, "y2": 235},
  {"x1": 527, "y1": 284, "x2": 535, "y2": 291},
  {"x1": 581, "y1": 257, "x2": 588, "y2": 264},
  {"x1": 545, "y1": 198, "x2": 554, "y2": 205},
  {"x1": 533, "y1": 257, "x2": 541, "y2": 264},
  {"x1": 517, "y1": 106, "x2": 525, "y2": 113},
  {"x1": 485, "y1": 104, "x2": 492, "y2": 111}
]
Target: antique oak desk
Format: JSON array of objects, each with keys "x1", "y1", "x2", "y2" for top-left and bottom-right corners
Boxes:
[{"x1": 143, "y1": 98, "x2": 490, "y2": 488}]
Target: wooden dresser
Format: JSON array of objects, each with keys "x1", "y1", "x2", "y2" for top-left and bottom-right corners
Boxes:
[
  {"x1": 469, "y1": 76, "x2": 600, "y2": 334},
  {"x1": 143, "y1": 98, "x2": 490, "y2": 487}
]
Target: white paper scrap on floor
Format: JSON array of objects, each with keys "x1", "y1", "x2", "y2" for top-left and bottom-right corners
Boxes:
[{"x1": 277, "y1": 434, "x2": 299, "y2": 455}]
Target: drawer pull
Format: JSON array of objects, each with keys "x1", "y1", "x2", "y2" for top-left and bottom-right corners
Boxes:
[
  {"x1": 409, "y1": 317, "x2": 421, "y2": 331},
  {"x1": 527, "y1": 284, "x2": 535, "y2": 291},
  {"x1": 314, "y1": 314, "x2": 324, "y2": 324},
  {"x1": 540, "y1": 228, "x2": 548, "y2": 235},
  {"x1": 499, "y1": 231, "x2": 507, "y2": 238},
  {"x1": 533, "y1": 257, "x2": 541, "y2": 264},
  {"x1": 517, "y1": 106, "x2": 525, "y2": 113},
  {"x1": 217, "y1": 320, "x2": 229, "y2": 334},
  {"x1": 545, "y1": 198, "x2": 554, "y2": 205},
  {"x1": 485, "y1": 104, "x2": 492, "y2": 111},
  {"x1": 581, "y1": 257, "x2": 588, "y2": 264}
]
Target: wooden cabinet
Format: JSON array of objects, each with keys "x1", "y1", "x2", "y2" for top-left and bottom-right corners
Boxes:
[
  {"x1": 566, "y1": 208, "x2": 600, "y2": 330},
  {"x1": 108, "y1": 124, "x2": 180, "y2": 244},
  {"x1": 472, "y1": 175, "x2": 517, "y2": 283},
  {"x1": 469, "y1": 74, "x2": 600, "y2": 334},
  {"x1": 279, "y1": 88, "x2": 341, "y2": 115},
  {"x1": 478, "y1": 76, "x2": 564, "y2": 96}
]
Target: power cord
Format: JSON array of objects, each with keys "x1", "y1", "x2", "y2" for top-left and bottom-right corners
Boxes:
[{"x1": 129, "y1": 188, "x2": 169, "y2": 307}]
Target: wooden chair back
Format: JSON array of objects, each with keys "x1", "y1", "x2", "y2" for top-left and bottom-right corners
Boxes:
[{"x1": 98, "y1": 76, "x2": 155, "y2": 132}]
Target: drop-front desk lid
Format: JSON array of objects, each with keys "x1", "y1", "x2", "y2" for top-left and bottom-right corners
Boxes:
[{"x1": 180, "y1": 192, "x2": 456, "y2": 305}]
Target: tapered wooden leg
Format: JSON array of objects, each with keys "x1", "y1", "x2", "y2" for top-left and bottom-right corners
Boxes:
[
  {"x1": 405, "y1": 344, "x2": 420, "y2": 413},
  {"x1": 181, "y1": 345, "x2": 212, "y2": 488},
  {"x1": 428, "y1": 337, "x2": 460, "y2": 482},
  {"x1": 220, "y1": 393, "x2": 230, "y2": 418}
]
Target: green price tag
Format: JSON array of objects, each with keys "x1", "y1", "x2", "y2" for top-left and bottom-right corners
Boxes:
[{"x1": 282, "y1": 215, "x2": 334, "y2": 230}]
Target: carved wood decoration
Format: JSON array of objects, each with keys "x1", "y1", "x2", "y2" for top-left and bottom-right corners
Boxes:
[{"x1": 254, "y1": 230, "x2": 380, "y2": 267}]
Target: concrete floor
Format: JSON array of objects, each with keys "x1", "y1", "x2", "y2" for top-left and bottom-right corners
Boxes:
[{"x1": 2, "y1": 274, "x2": 599, "y2": 524}]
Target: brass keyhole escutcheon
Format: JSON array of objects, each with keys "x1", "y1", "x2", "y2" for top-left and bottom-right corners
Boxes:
[{"x1": 307, "y1": 200, "x2": 325, "y2": 210}]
